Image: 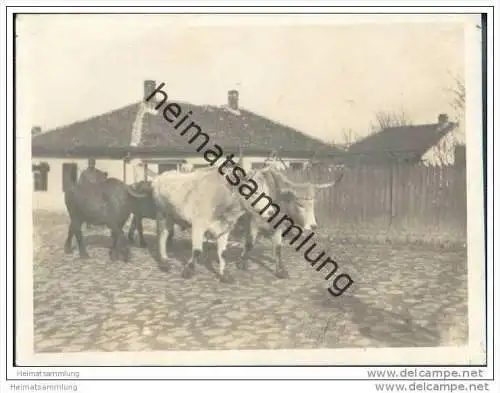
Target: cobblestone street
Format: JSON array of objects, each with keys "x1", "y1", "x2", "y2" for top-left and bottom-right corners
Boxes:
[{"x1": 32, "y1": 212, "x2": 468, "y2": 353}]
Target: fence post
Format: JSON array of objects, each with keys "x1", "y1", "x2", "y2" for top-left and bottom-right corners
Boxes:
[
  {"x1": 388, "y1": 164, "x2": 394, "y2": 227},
  {"x1": 123, "y1": 159, "x2": 127, "y2": 183}
]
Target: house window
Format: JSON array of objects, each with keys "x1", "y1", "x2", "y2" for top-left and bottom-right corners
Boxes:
[
  {"x1": 32, "y1": 163, "x2": 50, "y2": 192},
  {"x1": 62, "y1": 163, "x2": 78, "y2": 192},
  {"x1": 289, "y1": 162, "x2": 304, "y2": 171},
  {"x1": 158, "y1": 163, "x2": 178, "y2": 173}
]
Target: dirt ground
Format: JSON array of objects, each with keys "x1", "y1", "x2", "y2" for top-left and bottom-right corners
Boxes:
[{"x1": 31, "y1": 212, "x2": 468, "y2": 353}]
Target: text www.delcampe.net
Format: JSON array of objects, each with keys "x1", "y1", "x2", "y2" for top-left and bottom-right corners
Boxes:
[
  {"x1": 373, "y1": 382, "x2": 490, "y2": 392},
  {"x1": 367, "y1": 368, "x2": 485, "y2": 380}
]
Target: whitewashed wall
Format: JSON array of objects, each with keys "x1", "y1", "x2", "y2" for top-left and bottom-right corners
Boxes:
[
  {"x1": 32, "y1": 155, "x2": 310, "y2": 212},
  {"x1": 32, "y1": 158, "x2": 123, "y2": 212},
  {"x1": 421, "y1": 132, "x2": 458, "y2": 167},
  {"x1": 141, "y1": 156, "x2": 309, "y2": 176}
]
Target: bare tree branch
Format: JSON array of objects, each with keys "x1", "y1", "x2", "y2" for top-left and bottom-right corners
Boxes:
[
  {"x1": 424, "y1": 73, "x2": 465, "y2": 166},
  {"x1": 341, "y1": 127, "x2": 360, "y2": 148},
  {"x1": 370, "y1": 108, "x2": 412, "y2": 133},
  {"x1": 444, "y1": 71, "x2": 465, "y2": 115}
]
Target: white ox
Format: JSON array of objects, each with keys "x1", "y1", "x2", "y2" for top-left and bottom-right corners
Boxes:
[
  {"x1": 150, "y1": 163, "x2": 342, "y2": 283},
  {"x1": 235, "y1": 167, "x2": 343, "y2": 278},
  {"x1": 151, "y1": 166, "x2": 246, "y2": 283}
]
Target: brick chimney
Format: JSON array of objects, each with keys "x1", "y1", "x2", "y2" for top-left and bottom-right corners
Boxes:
[
  {"x1": 144, "y1": 80, "x2": 156, "y2": 101},
  {"x1": 31, "y1": 126, "x2": 41, "y2": 136},
  {"x1": 228, "y1": 90, "x2": 239, "y2": 110}
]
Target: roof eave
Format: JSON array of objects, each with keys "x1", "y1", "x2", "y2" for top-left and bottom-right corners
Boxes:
[{"x1": 32, "y1": 145, "x2": 345, "y2": 160}]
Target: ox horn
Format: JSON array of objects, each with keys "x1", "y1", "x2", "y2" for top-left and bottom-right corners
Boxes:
[
  {"x1": 146, "y1": 168, "x2": 158, "y2": 178},
  {"x1": 271, "y1": 170, "x2": 310, "y2": 188},
  {"x1": 278, "y1": 175, "x2": 309, "y2": 188},
  {"x1": 277, "y1": 168, "x2": 344, "y2": 189},
  {"x1": 311, "y1": 171, "x2": 344, "y2": 189},
  {"x1": 126, "y1": 184, "x2": 149, "y2": 198},
  {"x1": 260, "y1": 165, "x2": 273, "y2": 173}
]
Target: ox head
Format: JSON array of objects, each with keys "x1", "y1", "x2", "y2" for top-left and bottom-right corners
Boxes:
[
  {"x1": 94, "y1": 168, "x2": 108, "y2": 182},
  {"x1": 274, "y1": 188, "x2": 312, "y2": 229},
  {"x1": 179, "y1": 162, "x2": 194, "y2": 173},
  {"x1": 271, "y1": 168, "x2": 344, "y2": 231},
  {"x1": 126, "y1": 180, "x2": 153, "y2": 198}
]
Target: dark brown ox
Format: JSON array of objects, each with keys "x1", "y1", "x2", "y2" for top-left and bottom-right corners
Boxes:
[
  {"x1": 64, "y1": 174, "x2": 149, "y2": 261},
  {"x1": 235, "y1": 166, "x2": 343, "y2": 278},
  {"x1": 78, "y1": 166, "x2": 109, "y2": 230},
  {"x1": 126, "y1": 180, "x2": 171, "y2": 248},
  {"x1": 126, "y1": 163, "x2": 186, "y2": 248},
  {"x1": 125, "y1": 164, "x2": 198, "y2": 248}
]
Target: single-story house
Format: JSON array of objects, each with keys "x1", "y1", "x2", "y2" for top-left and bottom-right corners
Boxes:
[
  {"x1": 32, "y1": 80, "x2": 343, "y2": 211},
  {"x1": 344, "y1": 114, "x2": 465, "y2": 166}
]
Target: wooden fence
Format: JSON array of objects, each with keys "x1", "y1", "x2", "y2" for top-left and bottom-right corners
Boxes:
[{"x1": 284, "y1": 164, "x2": 467, "y2": 245}]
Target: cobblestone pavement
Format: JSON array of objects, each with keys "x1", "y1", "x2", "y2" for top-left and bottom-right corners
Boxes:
[{"x1": 32, "y1": 212, "x2": 468, "y2": 353}]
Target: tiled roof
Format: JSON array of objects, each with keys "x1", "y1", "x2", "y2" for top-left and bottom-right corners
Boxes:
[
  {"x1": 346, "y1": 121, "x2": 458, "y2": 163},
  {"x1": 32, "y1": 101, "x2": 342, "y2": 159}
]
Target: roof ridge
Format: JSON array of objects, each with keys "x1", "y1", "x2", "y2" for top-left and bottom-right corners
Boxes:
[
  {"x1": 35, "y1": 101, "x2": 141, "y2": 137},
  {"x1": 240, "y1": 108, "x2": 341, "y2": 152},
  {"x1": 348, "y1": 121, "x2": 458, "y2": 158},
  {"x1": 32, "y1": 99, "x2": 342, "y2": 156},
  {"x1": 381, "y1": 123, "x2": 436, "y2": 131}
]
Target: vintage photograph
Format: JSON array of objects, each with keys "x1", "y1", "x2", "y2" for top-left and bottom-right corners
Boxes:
[{"x1": 15, "y1": 13, "x2": 485, "y2": 366}]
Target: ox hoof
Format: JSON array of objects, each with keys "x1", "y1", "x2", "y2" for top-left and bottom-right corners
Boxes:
[
  {"x1": 182, "y1": 265, "x2": 195, "y2": 279},
  {"x1": 219, "y1": 272, "x2": 234, "y2": 284},
  {"x1": 109, "y1": 250, "x2": 118, "y2": 261},
  {"x1": 237, "y1": 260, "x2": 249, "y2": 270},
  {"x1": 158, "y1": 258, "x2": 173, "y2": 273},
  {"x1": 275, "y1": 268, "x2": 289, "y2": 279},
  {"x1": 120, "y1": 254, "x2": 130, "y2": 263},
  {"x1": 139, "y1": 241, "x2": 148, "y2": 248},
  {"x1": 79, "y1": 252, "x2": 90, "y2": 260},
  {"x1": 64, "y1": 245, "x2": 73, "y2": 254}
]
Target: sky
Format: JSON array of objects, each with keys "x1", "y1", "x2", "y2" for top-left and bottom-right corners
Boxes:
[{"x1": 17, "y1": 14, "x2": 470, "y2": 144}]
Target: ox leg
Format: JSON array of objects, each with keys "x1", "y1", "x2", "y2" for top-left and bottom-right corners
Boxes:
[
  {"x1": 136, "y1": 216, "x2": 147, "y2": 248},
  {"x1": 166, "y1": 221, "x2": 175, "y2": 249},
  {"x1": 237, "y1": 222, "x2": 258, "y2": 270},
  {"x1": 217, "y1": 231, "x2": 233, "y2": 283},
  {"x1": 273, "y1": 231, "x2": 289, "y2": 279},
  {"x1": 127, "y1": 215, "x2": 137, "y2": 243},
  {"x1": 111, "y1": 228, "x2": 130, "y2": 262},
  {"x1": 110, "y1": 230, "x2": 118, "y2": 261},
  {"x1": 182, "y1": 226, "x2": 204, "y2": 279},
  {"x1": 156, "y1": 211, "x2": 171, "y2": 271},
  {"x1": 73, "y1": 221, "x2": 89, "y2": 259},
  {"x1": 64, "y1": 224, "x2": 74, "y2": 254}
]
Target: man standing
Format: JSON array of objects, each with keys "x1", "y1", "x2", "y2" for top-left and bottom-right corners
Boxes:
[{"x1": 79, "y1": 158, "x2": 107, "y2": 185}]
